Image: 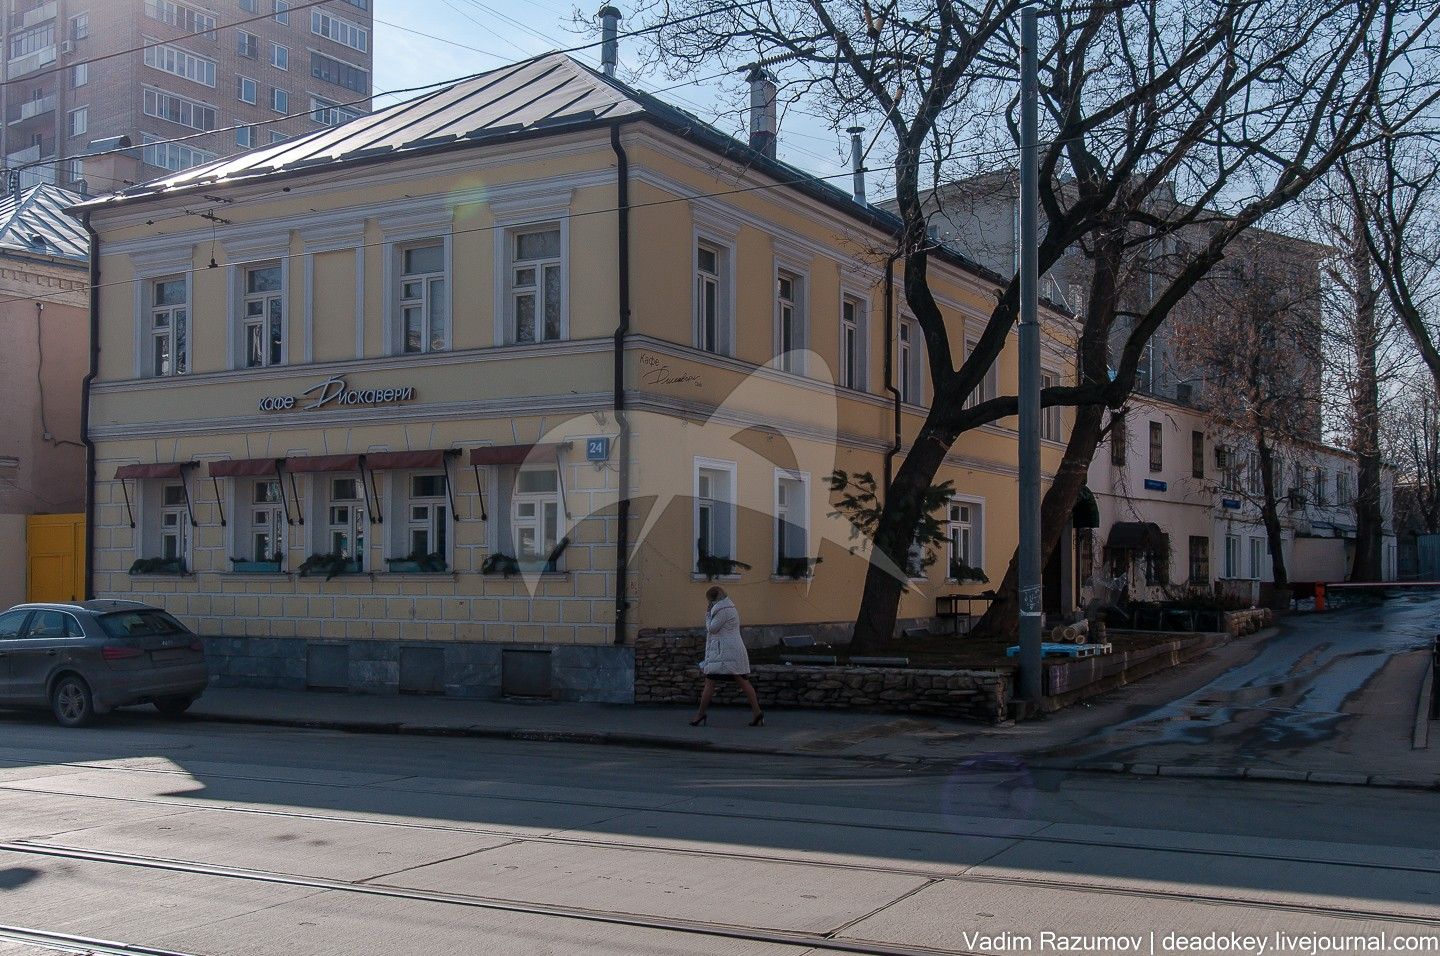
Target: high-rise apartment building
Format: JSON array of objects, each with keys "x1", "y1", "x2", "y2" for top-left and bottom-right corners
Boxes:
[{"x1": 1, "y1": 0, "x2": 373, "y2": 193}]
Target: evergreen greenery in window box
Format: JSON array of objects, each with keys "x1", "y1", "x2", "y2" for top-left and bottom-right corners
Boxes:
[
  {"x1": 480, "y1": 552, "x2": 521, "y2": 577},
  {"x1": 948, "y1": 560, "x2": 989, "y2": 585},
  {"x1": 129, "y1": 557, "x2": 186, "y2": 575},
  {"x1": 231, "y1": 553, "x2": 283, "y2": 573},
  {"x1": 297, "y1": 552, "x2": 361, "y2": 581},
  {"x1": 386, "y1": 551, "x2": 447, "y2": 573},
  {"x1": 487, "y1": 536, "x2": 570, "y2": 577},
  {"x1": 776, "y1": 556, "x2": 822, "y2": 579},
  {"x1": 697, "y1": 542, "x2": 751, "y2": 580}
]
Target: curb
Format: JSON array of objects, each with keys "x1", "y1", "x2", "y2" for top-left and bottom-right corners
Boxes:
[{"x1": 188, "y1": 710, "x2": 1440, "y2": 790}]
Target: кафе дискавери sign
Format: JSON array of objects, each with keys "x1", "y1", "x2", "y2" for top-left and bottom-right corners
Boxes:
[{"x1": 257, "y1": 376, "x2": 417, "y2": 413}]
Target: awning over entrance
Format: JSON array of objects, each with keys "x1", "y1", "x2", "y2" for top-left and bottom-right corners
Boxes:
[
  {"x1": 366, "y1": 450, "x2": 450, "y2": 471},
  {"x1": 1107, "y1": 521, "x2": 1167, "y2": 552},
  {"x1": 207, "y1": 457, "x2": 282, "y2": 478},
  {"x1": 114, "y1": 462, "x2": 194, "y2": 480},
  {"x1": 1072, "y1": 486, "x2": 1100, "y2": 529},
  {"x1": 468, "y1": 442, "x2": 571, "y2": 466},
  {"x1": 284, "y1": 454, "x2": 362, "y2": 474}
]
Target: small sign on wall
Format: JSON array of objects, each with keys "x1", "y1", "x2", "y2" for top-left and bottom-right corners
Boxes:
[
  {"x1": 586, "y1": 437, "x2": 610, "y2": 462},
  {"x1": 1143, "y1": 478, "x2": 1168, "y2": 492},
  {"x1": 1222, "y1": 497, "x2": 1242, "y2": 510}
]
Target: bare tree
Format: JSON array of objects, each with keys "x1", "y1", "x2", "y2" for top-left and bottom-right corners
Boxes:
[
  {"x1": 631, "y1": 0, "x2": 1440, "y2": 652},
  {"x1": 1384, "y1": 369, "x2": 1440, "y2": 541},
  {"x1": 1170, "y1": 244, "x2": 1325, "y2": 590}
]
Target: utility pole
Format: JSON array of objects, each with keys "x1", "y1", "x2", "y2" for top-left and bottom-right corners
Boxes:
[{"x1": 1018, "y1": 6, "x2": 1044, "y2": 702}]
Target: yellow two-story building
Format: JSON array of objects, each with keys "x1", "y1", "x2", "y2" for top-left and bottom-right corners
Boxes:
[{"x1": 75, "y1": 51, "x2": 1074, "y2": 701}]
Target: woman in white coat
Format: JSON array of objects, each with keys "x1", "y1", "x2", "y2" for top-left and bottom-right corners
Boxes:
[{"x1": 690, "y1": 586, "x2": 764, "y2": 726}]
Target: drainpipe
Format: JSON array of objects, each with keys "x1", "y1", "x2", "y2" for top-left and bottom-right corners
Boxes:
[
  {"x1": 610, "y1": 122, "x2": 632, "y2": 645},
  {"x1": 881, "y1": 249, "x2": 902, "y2": 494},
  {"x1": 81, "y1": 212, "x2": 100, "y2": 600}
]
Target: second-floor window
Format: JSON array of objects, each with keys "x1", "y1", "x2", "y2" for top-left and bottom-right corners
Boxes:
[
  {"x1": 243, "y1": 264, "x2": 283, "y2": 367},
  {"x1": 1040, "y1": 371, "x2": 1061, "y2": 441},
  {"x1": 1192, "y1": 431, "x2": 1204, "y2": 479},
  {"x1": 509, "y1": 227, "x2": 561, "y2": 344},
  {"x1": 840, "y1": 295, "x2": 866, "y2": 391},
  {"x1": 898, "y1": 319, "x2": 922, "y2": 404},
  {"x1": 399, "y1": 242, "x2": 446, "y2": 354},
  {"x1": 1247, "y1": 451, "x2": 1263, "y2": 494},
  {"x1": 775, "y1": 270, "x2": 806, "y2": 374},
  {"x1": 695, "y1": 241, "x2": 730, "y2": 354},
  {"x1": 1337, "y1": 470, "x2": 1353, "y2": 505},
  {"x1": 1148, "y1": 421, "x2": 1163, "y2": 472},
  {"x1": 149, "y1": 277, "x2": 187, "y2": 376},
  {"x1": 1313, "y1": 467, "x2": 1327, "y2": 506},
  {"x1": 1111, "y1": 413, "x2": 1126, "y2": 466},
  {"x1": 962, "y1": 338, "x2": 997, "y2": 408}
]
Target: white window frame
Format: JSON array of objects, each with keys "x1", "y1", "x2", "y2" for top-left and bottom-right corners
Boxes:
[
  {"x1": 947, "y1": 496, "x2": 985, "y2": 579},
  {"x1": 1248, "y1": 536, "x2": 1264, "y2": 580},
  {"x1": 898, "y1": 317, "x2": 923, "y2": 405},
  {"x1": 156, "y1": 481, "x2": 191, "y2": 564},
  {"x1": 509, "y1": 467, "x2": 562, "y2": 570},
  {"x1": 694, "y1": 237, "x2": 733, "y2": 355},
  {"x1": 1224, "y1": 534, "x2": 1241, "y2": 578},
  {"x1": 500, "y1": 223, "x2": 566, "y2": 345},
  {"x1": 311, "y1": 8, "x2": 369, "y2": 52},
  {"x1": 316, "y1": 475, "x2": 367, "y2": 570},
  {"x1": 272, "y1": 86, "x2": 287, "y2": 113},
  {"x1": 147, "y1": 275, "x2": 188, "y2": 377},
  {"x1": 240, "y1": 261, "x2": 285, "y2": 368},
  {"x1": 271, "y1": 42, "x2": 288, "y2": 69},
  {"x1": 774, "y1": 264, "x2": 808, "y2": 375},
  {"x1": 309, "y1": 94, "x2": 360, "y2": 126},
  {"x1": 143, "y1": 86, "x2": 216, "y2": 132},
  {"x1": 394, "y1": 239, "x2": 449, "y2": 354},
  {"x1": 71, "y1": 62, "x2": 88, "y2": 87},
  {"x1": 67, "y1": 106, "x2": 87, "y2": 138},
  {"x1": 773, "y1": 469, "x2": 810, "y2": 573},
  {"x1": 962, "y1": 337, "x2": 997, "y2": 408},
  {"x1": 237, "y1": 29, "x2": 258, "y2": 59},
  {"x1": 395, "y1": 472, "x2": 450, "y2": 565},
  {"x1": 1040, "y1": 370, "x2": 1062, "y2": 441},
  {"x1": 1247, "y1": 451, "x2": 1264, "y2": 495},
  {"x1": 239, "y1": 478, "x2": 286, "y2": 563},
  {"x1": 839, "y1": 291, "x2": 869, "y2": 391},
  {"x1": 273, "y1": 0, "x2": 289, "y2": 24},
  {"x1": 237, "y1": 75, "x2": 257, "y2": 104},
  {"x1": 694, "y1": 458, "x2": 738, "y2": 569},
  {"x1": 236, "y1": 125, "x2": 254, "y2": 147},
  {"x1": 143, "y1": 38, "x2": 217, "y2": 87}
]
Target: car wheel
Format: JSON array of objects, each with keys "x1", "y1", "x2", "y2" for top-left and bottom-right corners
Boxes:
[
  {"x1": 51, "y1": 675, "x2": 94, "y2": 728},
  {"x1": 154, "y1": 696, "x2": 194, "y2": 718}
]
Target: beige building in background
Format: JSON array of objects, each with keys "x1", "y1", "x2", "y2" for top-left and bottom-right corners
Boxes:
[
  {"x1": 76, "y1": 53, "x2": 1075, "y2": 700},
  {"x1": 0, "y1": 182, "x2": 88, "y2": 607}
]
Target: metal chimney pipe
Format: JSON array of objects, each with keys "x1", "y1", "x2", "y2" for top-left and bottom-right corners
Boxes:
[
  {"x1": 598, "y1": 5, "x2": 621, "y2": 78},
  {"x1": 847, "y1": 126, "x2": 866, "y2": 203},
  {"x1": 747, "y1": 67, "x2": 777, "y2": 159}
]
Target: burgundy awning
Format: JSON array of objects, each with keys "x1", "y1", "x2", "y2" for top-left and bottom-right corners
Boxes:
[
  {"x1": 469, "y1": 442, "x2": 570, "y2": 466},
  {"x1": 208, "y1": 457, "x2": 282, "y2": 478},
  {"x1": 114, "y1": 462, "x2": 192, "y2": 480},
  {"x1": 366, "y1": 450, "x2": 447, "y2": 471},
  {"x1": 284, "y1": 454, "x2": 362, "y2": 474}
]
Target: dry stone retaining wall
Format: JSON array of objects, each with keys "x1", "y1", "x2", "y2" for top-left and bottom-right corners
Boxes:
[{"x1": 634, "y1": 630, "x2": 1011, "y2": 724}]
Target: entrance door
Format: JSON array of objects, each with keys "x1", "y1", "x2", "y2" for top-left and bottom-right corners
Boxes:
[{"x1": 27, "y1": 514, "x2": 84, "y2": 603}]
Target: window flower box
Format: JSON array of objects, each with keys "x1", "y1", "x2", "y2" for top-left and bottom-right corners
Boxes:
[
  {"x1": 232, "y1": 560, "x2": 283, "y2": 574},
  {"x1": 129, "y1": 557, "x2": 186, "y2": 575},
  {"x1": 386, "y1": 552, "x2": 447, "y2": 574}
]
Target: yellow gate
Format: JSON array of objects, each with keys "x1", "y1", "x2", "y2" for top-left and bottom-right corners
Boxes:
[{"x1": 27, "y1": 514, "x2": 85, "y2": 604}]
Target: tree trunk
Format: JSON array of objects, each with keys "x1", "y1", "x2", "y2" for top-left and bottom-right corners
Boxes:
[
  {"x1": 848, "y1": 419, "x2": 957, "y2": 655},
  {"x1": 971, "y1": 401, "x2": 1107, "y2": 642},
  {"x1": 1349, "y1": 199, "x2": 1385, "y2": 582},
  {"x1": 1256, "y1": 433, "x2": 1289, "y2": 588}
]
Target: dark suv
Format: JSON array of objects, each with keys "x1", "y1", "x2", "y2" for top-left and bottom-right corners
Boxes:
[{"x1": 0, "y1": 600, "x2": 208, "y2": 727}]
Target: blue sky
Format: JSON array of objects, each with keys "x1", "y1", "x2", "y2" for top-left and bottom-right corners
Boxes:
[{"x1": 369, "y1": 0, "x2": 859, "y2": 188}]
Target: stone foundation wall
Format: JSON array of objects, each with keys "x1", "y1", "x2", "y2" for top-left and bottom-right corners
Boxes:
[
  {"x1": 634, "y1": 630, "x2": 1010, "y2": 724},
  {"x1": 1223, "y1": 608, "x2": 1273, "y2": 636}
]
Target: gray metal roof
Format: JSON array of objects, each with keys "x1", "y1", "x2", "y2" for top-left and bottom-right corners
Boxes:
[
  {"x1": 75, "y1": 54, "x2": 647, "y2": 208},
  {"x1": 0, "y1": 182, "x2": 88, "y2": 263}
]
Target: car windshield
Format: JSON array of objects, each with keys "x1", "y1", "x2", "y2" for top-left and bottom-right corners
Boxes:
[{"x1": 97, "y1": 610, "x2": 187, "y2": 638}]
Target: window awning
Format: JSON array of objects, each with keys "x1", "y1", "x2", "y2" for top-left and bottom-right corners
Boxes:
[
  {"x1": 114, "y1": 462, "x2": 194, "y2": 480},
  {"x1": 207, "y1": 457, "x2": 282, "y2": 478},
  {"x1": 284, "y1": 454, "x2": 362, "y2": 474},
  {"x1": 469, "y1": 442, "x2": 571, "y2": 466},
  {"x1": 1107, "y1": 521, "x2": 1167, "y2": 552},
  {"x1": 366, "y1": 450, "x2": 450, "y2": 471}
]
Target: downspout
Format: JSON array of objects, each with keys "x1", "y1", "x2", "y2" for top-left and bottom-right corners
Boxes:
[
  {"x1": 881, "y1": 250, "x2": 902, "y2": 494},
  {"x1": 610, "y1": 122, "x2": 632, "y2": 645},
  {"x1": 81, "y1": 213, "x2": 100, "y2": 600}
]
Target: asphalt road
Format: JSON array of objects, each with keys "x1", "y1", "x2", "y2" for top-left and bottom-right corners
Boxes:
[{"x1": 0, "y1": 710, "x2": 1436, "y2": 955}]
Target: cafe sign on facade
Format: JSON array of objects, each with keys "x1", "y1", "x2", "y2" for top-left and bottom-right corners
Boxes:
[{"x1": 258, "y1": 376, "x2": 417, "y2": 413}]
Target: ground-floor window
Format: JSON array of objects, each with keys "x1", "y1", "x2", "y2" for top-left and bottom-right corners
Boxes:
[
  {"x1": 511, "y1": 468, "x2": 561, "y2": 570},
  {"x1": 1224, "y1": 534, "x2": 1241, "y2": 578},
  {"x1": 774, "y1": 470, "x2": 809, "y2": 575},
  {"x1": 1188, "y1": 536, "x2": 1209, "y2": 586},
  {"x1": 246, "y1": 479, "x2": 286, "y2": 562},
  {"x1": 1248, "y1": 536, "x2": 1264, "y2": 580},
  {"x1": 323, "y1": 476, "x2": 367, "y2": 570},
  {"x1": 695, "y1": 459, "x2": 737, "y2": 572},
  {"x1": 405, "y1": 473, "x2": 449, "y2": 560},
  {"x1": 947, "y1": 499, "x2": 983, "y2": 579}
]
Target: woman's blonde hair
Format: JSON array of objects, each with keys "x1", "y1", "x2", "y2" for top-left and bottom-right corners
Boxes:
[{"x1": 706, "y1": 586, "x2": 727, "y2": 602}]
